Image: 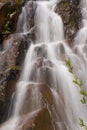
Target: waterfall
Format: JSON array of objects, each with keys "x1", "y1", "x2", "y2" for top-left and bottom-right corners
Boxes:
[{"x1": 0, "y1": 0, "x2": 87, "y2": 130}]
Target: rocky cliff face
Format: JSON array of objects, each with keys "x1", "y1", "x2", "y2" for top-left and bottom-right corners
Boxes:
[
  {"x1": 0, "y1": 0, "x2": 24, "y2": 51},
  {"x1": 56, "y1": 0, "x2": 81, "y2": 44},
  {"x1": 0, "y1": 0, "x2": 82, "y2": 129}
]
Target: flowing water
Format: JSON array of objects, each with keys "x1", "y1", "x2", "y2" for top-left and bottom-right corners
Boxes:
[{"x1": 0, "y1": 0, "x2": 87, "y2": 130}]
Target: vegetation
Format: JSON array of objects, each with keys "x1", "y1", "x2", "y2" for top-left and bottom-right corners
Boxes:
[
  {"x1": 66, "y1": 59, "x2": 87, "y2": 129},
  {"x1": 66, "y1": 59, "x2": 87, "y2": 104},
  {"x1": 79, "y1": 118, "x2": 87, "y2": 130},
  {"x1": 16, "y1": 0, "x2": 22, "y2": 4},
  {"x1": 10, "y1": 65, "x2": 20, "y2": 71},
  {"x1": 4, "y1": 21, "x2": 11, "y2": 33},
  {"x1": 64, "y1": 2, "x2": 69, "y2": 8}
]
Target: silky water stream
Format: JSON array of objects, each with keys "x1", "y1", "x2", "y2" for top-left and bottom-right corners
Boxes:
[{"x1": 0, "y1": 0, "x2": 87, "y2": 130}]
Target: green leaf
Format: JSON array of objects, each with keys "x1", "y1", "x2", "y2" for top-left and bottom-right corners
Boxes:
[
  {"x1": 64, "y1": 3, "x2": 69, "y2": 7},
  {"x1": 80, "y1": 90, "x2": 87, "y2": 97},
  {"x1": 10, "y1": 66, "x2": 20, "y2": 71},
  {"x1": 85, "y1": 127, "x2": 87, "y2": 130},
  {"x1": 5, "y1": 30, "x2": 10, "y2": 33},
  {"x1": 66, "y1": 59, "x2": 73, "y2": 73},
  {"x1": 80, "y1": 97, "x2": 86, "y2": 104},
  {"x1": 79, "y1": 80, "x2": 83, "y2": 88},
  {"x1": 79, "y1": 118, "x2": 85, "y2": 127}
]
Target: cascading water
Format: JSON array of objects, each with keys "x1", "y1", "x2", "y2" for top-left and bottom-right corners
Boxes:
[{"x1": 0, "y1": 0, "x2": 87, "y2": 130}]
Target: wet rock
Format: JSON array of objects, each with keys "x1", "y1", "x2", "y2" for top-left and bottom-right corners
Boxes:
[
  {"x1": 0, "y1": 1, "x2": 24, "y2": 33},
  {"x1": 39, "y1": 66, "x2": 55, "y2": 87},
  {"x1": 19, "y1": 83, "x2": 54, "y2": 115},
  {"x1": 0, "y1": 0, "x2": 37, "y2": 121},
  {"x1": 56, "y1": 0, "x2": 82, "y2": 43},
  {"x1": 29, "y1": 57, "x2": 55, "y2": 83},
  {"x1": 55, "y1": 122, "x2": 67, "y2": 130},
  {"x1": 54, "y1": 42, "x2": 65, "y2": 57},
  {"x1": 34, "y1": 44, "x2": 47, "y2": 58},
  {"x1": 0, "y1": 84, "x2": 5, "y2": 122},
  {"x1": 17, "y1": 1, "x2": 37, "y2": 41},
  {"x1": 0, "y1": 0, "x2": 83, "y2": 128},
  {"x1": 18, "y1": 107, "x2": 54, "y2": 130},
  {"x1": 0, "y1": 34, "x2": 30, "y2": 71},
  {"x1": 0, "y1": 0, "x2": 25, "y2": 50},
  {"x1": 20, "y1": 83, "x2": 66, "y2": 130},
  {"x1": 0, "y1": 107, "x2": 54, "y2": 130},
  {"x1": 0, "y1": 34, "x2": 30, "y2": 122}
]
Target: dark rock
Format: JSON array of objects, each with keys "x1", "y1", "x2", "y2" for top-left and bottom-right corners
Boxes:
[
  {"x1": 0, "y1": 1, "x2": 24, "y2": 33},
  {"x1": 0, "y1": 34, "x2": 31, "y2": 122},
  {"x1": 34, "y1": 44, "x2": 47, "y2": 58},
  {"x1": 0, "y1": 0, "x2": 36, "y2": 121},
  {"x1": 56, "y1": 0, "x2": 82, "y2": 44},
  {"x1": 0, "y1": 84, "x2": 5, "y2": 122},
  {"x1": 0, "y1": 0, "x2": 24, "y2": 47}
]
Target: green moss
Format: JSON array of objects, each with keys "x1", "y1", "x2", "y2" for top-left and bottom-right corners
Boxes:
[
  {"x1": 10, "y1": 65, "x2": 20, "y2": 71},
  {"x1": 64, "y1": 2, "x2": 69, "y2": 8},
  {"x1": 16, "y1": 0, "x2": 22, "y2": 4}
]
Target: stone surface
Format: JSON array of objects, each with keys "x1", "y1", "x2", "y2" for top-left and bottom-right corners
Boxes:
[
  {"x1": 18, "y1": 83, "x2": 54, "y2": 115},
  {"x1": 0, "y1": 0, "x2": 24, "y2": 49},
  {"x1": 0, "y1": 0, "x2": 82, "y2": 127},
  {"x1": 19, "y1": 107, "x2": 54, "y2": 130},
  {"x1": 0, "y1": 1, "x2": 24, "y2": 33},
  {"x1": 56, "y1": 0, "x2": 81, "y2": 44},
  {"x1": 20, "y1": 83, "x2": 66, "y2": 130},
  {"x1": 0, "y1": 34, "x2": 31, "y2": 122}
]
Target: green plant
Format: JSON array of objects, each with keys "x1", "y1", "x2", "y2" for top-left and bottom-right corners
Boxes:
[
  {"x1": 79, "y1": 118, "x2": 87, "y2": 130},
  {"x1": 66, "y1": 59, "x2": 87, "y2": 104},
  {"x1": 66, "y1": 59, "x2": 73, "y2": 73},
  {"x1": 16, "y1": 0, "x2": 21, "y2": 4},
  {"x1": 4, "y1": 21, "x2": 10, "y2": 33},
  {"x1": 66, "y1": 59, "x2": 87, "y2": 129},
  {"x1": 64, "y1": 2, "x2": 69, "y2": 8},
  {"x1": 10, "y1": 65, "x2": 20, "y2": 71},
  {"x1": 10, "y1": 10, "x2": 17, "y2": 17}
]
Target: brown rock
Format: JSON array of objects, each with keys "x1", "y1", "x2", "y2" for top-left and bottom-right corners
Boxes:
[
  {"x1": 0, "y1": 34, "x2": 30, "y2": 122},
  {"x1": 18, "y1": 83, "x2": 54, "y2": 115},
  {"x1": 19, "y1": 107, "x2": 54, "y2": 130}
]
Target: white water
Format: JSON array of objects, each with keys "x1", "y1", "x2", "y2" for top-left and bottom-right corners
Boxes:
[{"x1": 0, "y1": 0, "x2": 87, "y2": 130}]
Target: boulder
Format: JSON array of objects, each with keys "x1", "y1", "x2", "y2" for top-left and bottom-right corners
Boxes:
[
  {"x1": 19, "y1": 107, "x2": 54, "y2": 130},
  {"x1": 0, "y1": 107, "x2": 54, "y2": 130},
  {"x1": 29, "y1": 57, "x2": 55, "y2": 83},
  {"x1": 18, "y1": 83, "x2": 54, "y2": 115}
]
